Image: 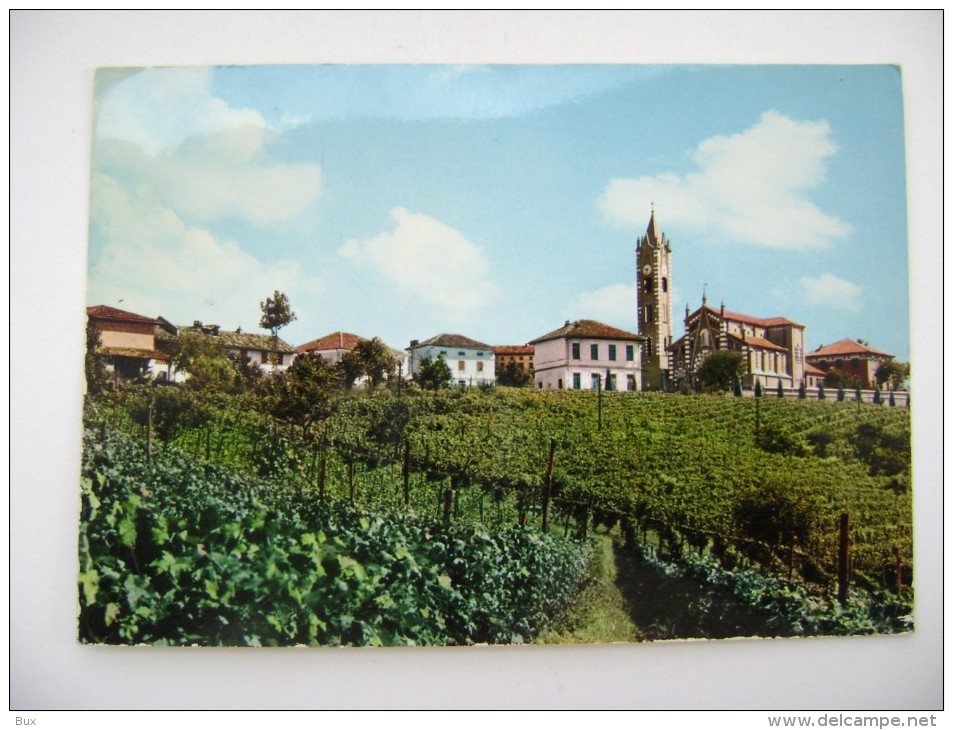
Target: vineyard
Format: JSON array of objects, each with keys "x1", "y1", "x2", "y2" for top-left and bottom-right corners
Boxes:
[{"x1": 80, "y1": 384, "x2": 914, "y2": 645}]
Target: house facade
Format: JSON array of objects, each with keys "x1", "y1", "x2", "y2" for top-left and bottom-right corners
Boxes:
[
  {"x1": 494, "y1": 345, "x2": 535, "y2": 375},
  {"x1": 407, "y1": 334, "x2": 495, "y2": 387},
  {"x1": 669, "y1": 299, "x2": 806, "y2": 392},
  {"x1": 806, "y1": 338, "x2": 895, "y2": 389},
  {"x1": 296, "y1": 331, "x2": 408, "y2": 381},
  {"x1": 181, "y1": 321, "x2": 297, "y2": 374},
  {"x1": 87, "y1": 305, "x2": 168, "y2": 383},
  {"x1": 529, "y1": 319, "x2": 644, "y2": 392}
]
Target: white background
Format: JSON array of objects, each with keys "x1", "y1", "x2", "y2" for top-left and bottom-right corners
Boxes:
[{"x1": 9, "y1": 10, "x2": 944, "y2": 711}]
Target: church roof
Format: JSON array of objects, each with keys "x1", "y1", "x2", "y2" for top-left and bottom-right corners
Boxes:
[
  {"x1": 530, "y1": 319, "x2": 644, "y2": 344},
  {"x1": 692, "y1": 304, "x2": 804, "y2": 329},
  {"x1": 806, "y1": 338, "x2": 893, "y2": 359},
  {"x1": 726, "y1": 332, "x2": 787, "y2": 352},
  {"x1": 641, "y1": 210, "x2": 669, "y2": 250}
]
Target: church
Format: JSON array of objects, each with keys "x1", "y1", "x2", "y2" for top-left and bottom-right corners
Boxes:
[{"x1": 636, "y1": 211, "x2": 807, "y2": 393}]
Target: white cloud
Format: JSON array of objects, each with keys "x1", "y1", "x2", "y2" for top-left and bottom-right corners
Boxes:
[
  {"x1": 797, "y1": 272, "x2": 862, "y2": 310},
  {"x1": 339, "y1": 207, "x2": 499, "y2": 314},
  {"x1": 599, "y1": 110, "x2": 852, "y2": 250},
  {"x1": 96, "y1": 67, "x2": 267, "y2": 155},
  {"x1": 87, "y1": 172, "x2": 319, "y2": 330},
  {"x1": 564, "y1": 283, "x2": 638, "y2": 327}
]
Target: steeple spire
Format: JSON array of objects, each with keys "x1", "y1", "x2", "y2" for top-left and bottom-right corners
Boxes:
[{"x1": 646, "y1": 208, "x2": 661, "y2": 246}]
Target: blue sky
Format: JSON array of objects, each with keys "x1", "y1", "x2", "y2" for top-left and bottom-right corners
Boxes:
[{"x1": 86, "y1": 64, "x2": 910, "y2": 360}]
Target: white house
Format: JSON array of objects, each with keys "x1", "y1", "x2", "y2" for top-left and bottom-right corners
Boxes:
[
  {"x1": 407, "y1": 333, "x2": 495, "y2": 387},
  {"x1": 529, "y1": 319, "x2": 645, "y2": 392},
  {"x1": 296, "y1": 331, "x2": 409, "y2": 383}
]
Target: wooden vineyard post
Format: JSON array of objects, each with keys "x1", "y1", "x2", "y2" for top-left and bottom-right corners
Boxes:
[
  {"x1": 348, "y1": 460, "x2": 355, "y2": 506},
  {"x1": 146, "y1": 398, "x2": 154, "y2": 464},
  {"x1": 402, "y1": 441, "x2": 411, "y2": 507},
  {"x1": 893, "y1": 546, "x2": 904, "y2": 593},
  {"x1": 442, "y1": 487, "x2": 453, "y2": 526},
  {"x1": 541, "y1": 438, "x2": 557, "y2": 532},
  {"x1": 837, "y1": 512, "x2": 851, "y2": 605},
  {"x1": 318, "y1": 452, "x2": 327, "y2": 502}
]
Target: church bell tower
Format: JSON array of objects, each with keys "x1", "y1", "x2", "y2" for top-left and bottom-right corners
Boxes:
[{"x1": 636, "y1": 209, "x2": 673, "y2": 390}]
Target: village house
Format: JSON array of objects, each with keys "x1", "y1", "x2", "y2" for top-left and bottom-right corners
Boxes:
[
  {"x1": 86, "y1": 305, "x2": 168, "y2": 383},
  {"x1": 296, "y1": 331, "x2": 408, "y2": 380},
  {"x1": 806, "y1": 338, "x2": 896, "y2": 389},
  {"x1": 407, "y1": 334, "x2": 495, "y2": 387},
  {"x1": 494, "y1": 345, "x2": 535, "y2": 375},
  {"x1": 529, "y1": 319, "x2": 644, "y2": 392},
  {"x1": 175, "y1": 321, "x2": 297, "y2": 376}
]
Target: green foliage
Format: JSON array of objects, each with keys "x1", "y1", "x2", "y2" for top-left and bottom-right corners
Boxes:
[
  {"x1": 85, "y1": 321, "x2": 111, "y2": 396},
  {"x1": 170, "y1": 332, "x2": 242, "y2": 394},
  {"x1": 259, "y1": 291, "x2": 296, "y2": 367},
  {"x1": 754, "y1": 423, "x2": 808, "y2": 457},
  {"x1": 78, "y1": 419, "x2": 589, "y2": 646},
  {"x1": 497, "y1": 361, "x2": 533, "y2": 388},
  {"x1": 337, "y1": 338, "x2": 397, "y2": 389},
  {"x1": 260, "y1": 352, "x2": 342, "y2": 435},
  {"x1": 697, "y1": 351, "x2": 745, "y2": 392},
  {"x1": 875, "y1": 361, "x2": 909, "y2": 390},
  {"x1": 414, "y1": 355, "x2": 453, "y2": 391}
]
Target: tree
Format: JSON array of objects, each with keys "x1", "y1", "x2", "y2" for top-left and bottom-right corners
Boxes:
[
  {"x1": 171, "y1": 331, "x2": 239, "y2": 394},
  {"x1": 798, "y1": 380, "x2": 807, "y2": 399},
  {"x1": 414, "y1": 355, "x2": 453, "y2": 391},
  {"x1": 264, "y1": 352, "x2": 342, "y2": 436},
  {"x1": 355, "y1": 338, "x2": 396, "y2": 389},
  {"x1": 875, "y1": 361, "x2": 910, "y2": 390},
  {"x1": 753, "y1": 379, "x2": 762, "y2": 398},
  {"x1": 337, "y1": 349, "x2": 365, "y2": 390},
  {"x1": 696, "y1": 350, "x2": 745, "y2": 393},
  {"x1": 84, "y1": 320, "x2": 111, "y2": 396},
  {"x1": 497, "y1": 361, "x2": 532, "y2": 388},
  {"x1": 259, "y1": 291, "x2": 297, "y2": 367}
]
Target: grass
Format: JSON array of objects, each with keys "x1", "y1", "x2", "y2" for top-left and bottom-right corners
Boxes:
[{"x1": 535, "y1": 532, "x2": 642, "y2": 644}]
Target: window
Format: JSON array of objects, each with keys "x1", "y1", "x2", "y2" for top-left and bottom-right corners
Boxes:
[
  {"x1": 476, "y1": 351, "x2": 484, "y2": 356},
  {"x1": 626, "y1": 345, "x2": 634, "y2": 361},
  {"x1": 476, "y1": 361, "x2": 484, "y2": 372},
  {"x1": 458, "y1": 351, "x2": 466, "y2": 356},
  {"x1": 645, "y1": 338, "x2": 653, "y2": 357},
  {"x1": 458, "y1": 360, "x2": 465, "y2": 371},
  {"x1": 591, "y1": 373, "x2": 601, "y2": 390},
  {"x1": 646, "y1": 304, "x2": 654, "y2": 323},
  {"x1": 590, "y1": 343, "x2": 599, "y2": 360},
  {"x1": 261, "y1": 352, "x2": 268, "y2": 364},
  {"x1": 572, "y1": 342, "x2": 580, "y2": 359},
  {"x1": 627, "y1": 374, "x2": 636, "y2": 391},
  {"x1": 644, "y1": 278, "x2": 653, "y2": 293},
  {"x1": 608, "y1": 344, "x2": 617, "y2": 361},
  {"x1": 572, "y1": 373, "x2": 581, "y2": 390},
  {"x1": 661, "y1": 277, "x2": 668, "y2": 292},
  {"x1": 558, "y1": 378, "x2": 563, "y2": 390}
]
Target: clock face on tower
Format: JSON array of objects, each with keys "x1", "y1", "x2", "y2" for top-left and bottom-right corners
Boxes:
[{"x1": 642, "y1": 264, "x2": 652, "y2": 276}]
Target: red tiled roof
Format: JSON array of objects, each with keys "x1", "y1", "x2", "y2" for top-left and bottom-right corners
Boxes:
[
  {"x1": 529, "y1": 319, "x2": 643, "y2": 345},
  {"x1": 690, "y1": 305, "x2": 802, "y2": 329},
  {"x1": 297, "y1": 331, "x2": 365, "y2": 354},
  {"x1": 806, "y1": 338, "x2": 894, "y2": 359},
  {"x1": 413, "y1": 333, "x2": 493, "y2": 350},
  {"x1": 494, "y1": 345, "x2": 534, "y2": 356},
  {"x1": 726, "y1": 332, "x2": 787, "y2": 352},
  {"x1": 87, "y1": 304, "x2": 159, "y2": 325},
  {"x1": 805, "y1": 363, "x2": 826, "y2": 376}
]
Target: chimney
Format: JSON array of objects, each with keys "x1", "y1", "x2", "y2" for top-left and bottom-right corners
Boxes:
[{"x1": 410, "y1": 339, "x2": 419, "y2": 348}]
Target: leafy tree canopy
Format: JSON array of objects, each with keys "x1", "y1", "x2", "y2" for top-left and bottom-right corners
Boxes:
[
  {"x1": 696, "y1": 350, "x2": 745, "y2": 392},
  {"x1": 497, "y1": 361, "x2": 532, "y2": 388},
  {"x1": 414, "y1": 355, "x2": 453, "y2": 391},
  {"x1": 875, "y1": 361, "x2": 910, "y2": 390}
]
